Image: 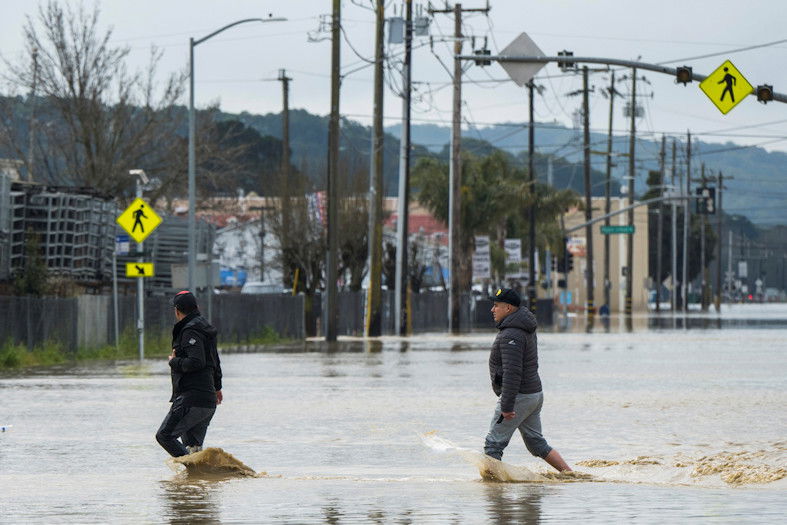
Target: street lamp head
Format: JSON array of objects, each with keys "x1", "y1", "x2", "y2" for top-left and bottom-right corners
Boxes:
[{"x1": 129, "y1": 169, "x2": 149, "y2": 184}]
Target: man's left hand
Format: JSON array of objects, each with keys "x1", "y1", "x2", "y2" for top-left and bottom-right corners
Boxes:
[{"x1": 502, "y1": 411, "x2": 516, "y2": 420}]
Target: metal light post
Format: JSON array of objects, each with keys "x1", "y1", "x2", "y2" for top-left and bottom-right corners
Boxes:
[{"x1": 188, "y1": 16, "x2": 285, "y2": 291}]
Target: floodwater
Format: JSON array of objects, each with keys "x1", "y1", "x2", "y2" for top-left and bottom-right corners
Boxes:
[{"x1": 1, "y1": 304, "x2": 786, "y2": 523}]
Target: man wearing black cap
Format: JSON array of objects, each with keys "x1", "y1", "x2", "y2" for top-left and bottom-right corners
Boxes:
[
  {"x1": 484, "y1": 287, "x2": 571, "y2": 472},
  {"x1": 155, "y1": 291, "x2": 223, "y2": 457}
]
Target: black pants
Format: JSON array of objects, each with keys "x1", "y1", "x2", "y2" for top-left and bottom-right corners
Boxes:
[{"x1": 156, "y1": 396, "x2": 216, "y2": 457}]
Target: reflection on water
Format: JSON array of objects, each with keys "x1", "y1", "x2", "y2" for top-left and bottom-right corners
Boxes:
[
  {"x1": 483, "y1": 484, "x2": 548, "y2": 524},
  {"x1": 160, "y1": 480, "x2": 221, "y2": 524}
]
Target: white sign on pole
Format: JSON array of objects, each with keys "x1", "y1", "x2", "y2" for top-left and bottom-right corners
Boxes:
[
  {"x1": 472, "y1": 254, "x2": 491, "y2": 280},
  {"x1": 474, "y1": 235, "x2": 490, "y2": 255},
  {"x1": 504, "y1": 238, "x2": 522, "y2": 263},
  {"x1": 738, "y1": 261, "x2": 748, "y2": 279},
  {"x1": 499, "y1": 32, "x2": 546, "y2": 87}
]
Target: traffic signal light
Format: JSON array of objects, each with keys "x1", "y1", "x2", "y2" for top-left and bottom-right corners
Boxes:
[
  {"x1": 557, "y1": 50, "x2": 574, "y2": 72},
  {"x1": 695, "y1": 186, "x2": 716, "y2": 214},
  {"x1": 675, "y1": 66, "x2": 693, "y2": 85},
  {"x1": 473, "y1": 48, "x2": 491, "y2": 66},
  {"x1": 756, "y1": 84, "x2": 774, "y2": 104},
  {"x1": 567, "y1": 252, "x2": 574, "y2": 272}
]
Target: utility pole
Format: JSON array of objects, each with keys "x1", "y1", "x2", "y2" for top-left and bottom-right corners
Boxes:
[
  {"x1": 527, "y1": 81, "x2": 537, "y2": 312},
  {"x1": 582, "y1": 66, "x2": 594, "y2": 321},
  {"x1": 656, "y1": 135, "x2": 665, "y2": 312},
  {"x1": 367, "y1": 0, "x2": 386, "y2": 337},
  {"x1": 429, "y1": 2, "x2": 490, "y2": 334},
  {"x1": 682, "y1": 131, "x2": 691, "y2": 312},
  {"x1": 603, "y1": 71, "x2": 616, "y2": 314},
  {"x1": 625, "y1": 69, "x2": 637, "y2": 316},
  {"x1": 325, "y1": 0, "x2": 341, "y2": 341},
  {"x1": 671, "y1": 139, "x2": 678, "y2": 313},
  {"x1": 26, "y1": 48, "x2": 38, "y2": 182},
  {"x1": 715, "y1": 171, "x2": 726, "y2": 312},
  {"x1": 394, "y1": 0, "x2": 412, "y2": 336},
  {"x1": 699, "y1": 163, "x2": 707, "y2": 311},
  {"x1": 278, "y1": 68, "x2": 292, "y2": 283}
]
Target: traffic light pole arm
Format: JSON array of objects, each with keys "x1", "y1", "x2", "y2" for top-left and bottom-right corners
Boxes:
[
  {"x1": 563, "y1": 195, "x2": 698, "y2": 235},
  {"x1": 457, "y1": 55, "x2": 787, "y2": 104},
  {"x1": 193, "y1": 17, "x2": 286, "y2": 46}
]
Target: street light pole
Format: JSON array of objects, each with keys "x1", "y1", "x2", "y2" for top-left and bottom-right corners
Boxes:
[{"x1": 187, "y1": 17, "x2": 285, "y2": 292}]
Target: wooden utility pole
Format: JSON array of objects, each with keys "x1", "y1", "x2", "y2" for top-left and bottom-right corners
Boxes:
[
  {"x1": 394, "y1": 0, "x2": 413, "y2": 336},
  {"x1": 429, "y1": 2, "x2": 490, "y2": 334},
  {"x1": 625, "y1": 69, "x2": 637, "y2": 316},
  {"x1": 656, "y1": 135, "x2": 665, "y2": 312},
  {"x1": 715, "y1": 171, "x2": 726, "y2": 312},
  {"x1": 278, "y1": 69, "x2": 292, "y2": 243},
  {"x1": 699, "y1": 164, "x2": 708, "y2": 311},
  {"x1": 682, "y1": 131, "x2": 691, "y2": 312},
  {"x1": 366, "y1": 0, "x2": 385, "y2": 337},
  {"x1": 325, "y1": 0, "x2": 341, "y2": 341},
  {"x1": 582, "y1": 66, "x2": 594, "y2": 321},
  {"x1": 603, "y1": 71, "x2": 616, "y2": 314}
]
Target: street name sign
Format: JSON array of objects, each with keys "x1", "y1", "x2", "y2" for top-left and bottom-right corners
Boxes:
[
  {"x1": 126, "y1": 262, "x2": 155, "y2": 278},
  {"x1": 699, "y1": 60, "x2": 753, "y2": 115},
  {"x1": 116, "y1": 198, "x2": 162, "y2": 243},
  {"x1": 499, "y1": 32, "x2": 545, "y2": 87},
  {"x1": 600, "y1": 225, "x2": 635, "y2": 234}
]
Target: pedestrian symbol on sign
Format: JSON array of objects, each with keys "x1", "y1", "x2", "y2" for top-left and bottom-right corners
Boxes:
[
  {"x1": 132, "y1": 204, "x2": 148, "y2": 233},
  {"x1": 718, "y1": 67, "x2": 736, "y2": 102}
]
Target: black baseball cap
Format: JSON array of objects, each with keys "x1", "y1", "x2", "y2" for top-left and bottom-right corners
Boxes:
[
  {"x1": 489, "y1": 287, "x2": 520, "y2": 307},
  {"x1": 171, "y1": 290, "x2": 198, "y2": 313}
]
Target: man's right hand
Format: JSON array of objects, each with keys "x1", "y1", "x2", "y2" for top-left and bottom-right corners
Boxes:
[
  {"x1": 502, "y1": 411, "x2": 516, "y2": 420},
  {"x1": 216, "y1": 390, "x2": 223, "y2": 405}
]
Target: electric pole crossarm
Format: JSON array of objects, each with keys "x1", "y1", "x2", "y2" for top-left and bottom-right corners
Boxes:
[
  {"x1": 563, "y1": 195, "x2": 697, "y2": 235},
  {"x1": 456, "y1": 55, "x2": 787, "y2": 103}
]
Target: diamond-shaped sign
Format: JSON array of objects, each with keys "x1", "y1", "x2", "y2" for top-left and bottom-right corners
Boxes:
[
  {"x1": 116, "y1": 197, "x2": 162, "y2": 243},
  {"x1": 499, "y1": 32, "x2": 545, "y2": 87},
  {"x1": 699, "y1": 60, "x2": 753, "y2": 115}
]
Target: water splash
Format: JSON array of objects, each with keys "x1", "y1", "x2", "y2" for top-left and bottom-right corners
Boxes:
[
  {"x1": 420, "y1": 432, "x2": 586, "y2": 483},
  {"x1": 167, "y1": 447, "x2": 263, "y2": 480}
]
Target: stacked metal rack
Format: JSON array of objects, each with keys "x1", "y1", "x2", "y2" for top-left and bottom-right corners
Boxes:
[{"x1": 0, "y1": 179, "x2": 116, "y2": 281}]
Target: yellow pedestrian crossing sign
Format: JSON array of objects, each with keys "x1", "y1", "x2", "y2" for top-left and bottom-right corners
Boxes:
[
  {"x1": 116, "y1": 198, "x2": 162, "y2": 243},
  {"x1": 699, "y1": 60, "x2": 753, "y2": 115},
  {"x1": 126, "y1": 262, "x2": 155, "y2": 278}
]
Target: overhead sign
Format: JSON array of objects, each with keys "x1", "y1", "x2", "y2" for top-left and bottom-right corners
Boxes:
[
  {"x1": 600, "y1": 225, "x2": 635, "y2": 235},
  {"x1": 499, "y1": 32, "x2": 545, "y2": 87},
  {"x1": 699, "y1": 60, "x2": 753, "y2": 115},
  {"x1": 126, "y1": 262, "x2": 155, "y2": 278},
  {"x1": 116, "y1": 197, "x2": 162, "y2": 244}
]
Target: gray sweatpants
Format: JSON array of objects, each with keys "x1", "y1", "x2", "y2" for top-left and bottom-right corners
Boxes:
[{"x1": 484, "y1": 391, "x2": 552, "y2": 460}]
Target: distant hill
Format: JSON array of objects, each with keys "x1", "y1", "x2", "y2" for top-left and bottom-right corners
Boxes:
[{"x1": 386, "y1": 121, "x2": 787, "y2": 226}]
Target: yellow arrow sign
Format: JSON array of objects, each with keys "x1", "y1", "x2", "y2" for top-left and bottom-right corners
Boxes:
[
  {"x1": 699, "y1": 60, "x2": 753, "y2": 115},
  {"x1": 116, "y1": 198, "x2": 162, "y2": 244},
  {"x1": 126, "y1": 262, "x2": 155, "y2": 278}
]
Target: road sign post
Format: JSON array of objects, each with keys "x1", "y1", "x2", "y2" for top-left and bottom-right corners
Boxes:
[{"x1": 116, "y1": 185, "x2": 162, "y2": 360}]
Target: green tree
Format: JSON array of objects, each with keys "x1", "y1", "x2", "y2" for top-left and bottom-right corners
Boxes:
[{"x1": 413, "y1": 150, "x2": 581, "y2": 290}]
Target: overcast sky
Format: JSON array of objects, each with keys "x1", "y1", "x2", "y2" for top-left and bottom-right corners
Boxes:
[{"x1": 3, "y1": 0, "x2": 787, "y2": 153}]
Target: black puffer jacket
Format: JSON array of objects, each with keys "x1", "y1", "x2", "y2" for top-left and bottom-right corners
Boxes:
[
  {"x1": 169, "y1": 312, "x2": 222, "y2": 407},
  {"x1": 488, "y1": 306, "x2": 542, "y2": 412}
]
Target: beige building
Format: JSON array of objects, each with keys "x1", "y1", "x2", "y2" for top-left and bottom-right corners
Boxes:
[{"x1": 562, "y1": 197, "x2": 649, "y2": 313}]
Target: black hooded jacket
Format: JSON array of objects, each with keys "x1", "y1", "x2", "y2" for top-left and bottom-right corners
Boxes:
[
  {"x1": 169, "y1": 311, "x2": 222, "y2": 407},
  {"x1": 488, "y1": 306, "x2": 542, "y2": 413}
]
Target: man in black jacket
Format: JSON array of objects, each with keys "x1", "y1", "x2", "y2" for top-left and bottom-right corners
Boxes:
[
  {"x1": 155, "y1": 291, "x2": 223, "y2": 457},
  {"x1": 484, "y1": 288, "x2": 571, "y2": 472}
]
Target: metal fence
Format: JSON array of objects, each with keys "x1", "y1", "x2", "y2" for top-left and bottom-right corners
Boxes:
[{"x1": 0, "y1": 296, "x2": 79, "y2": 351}]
